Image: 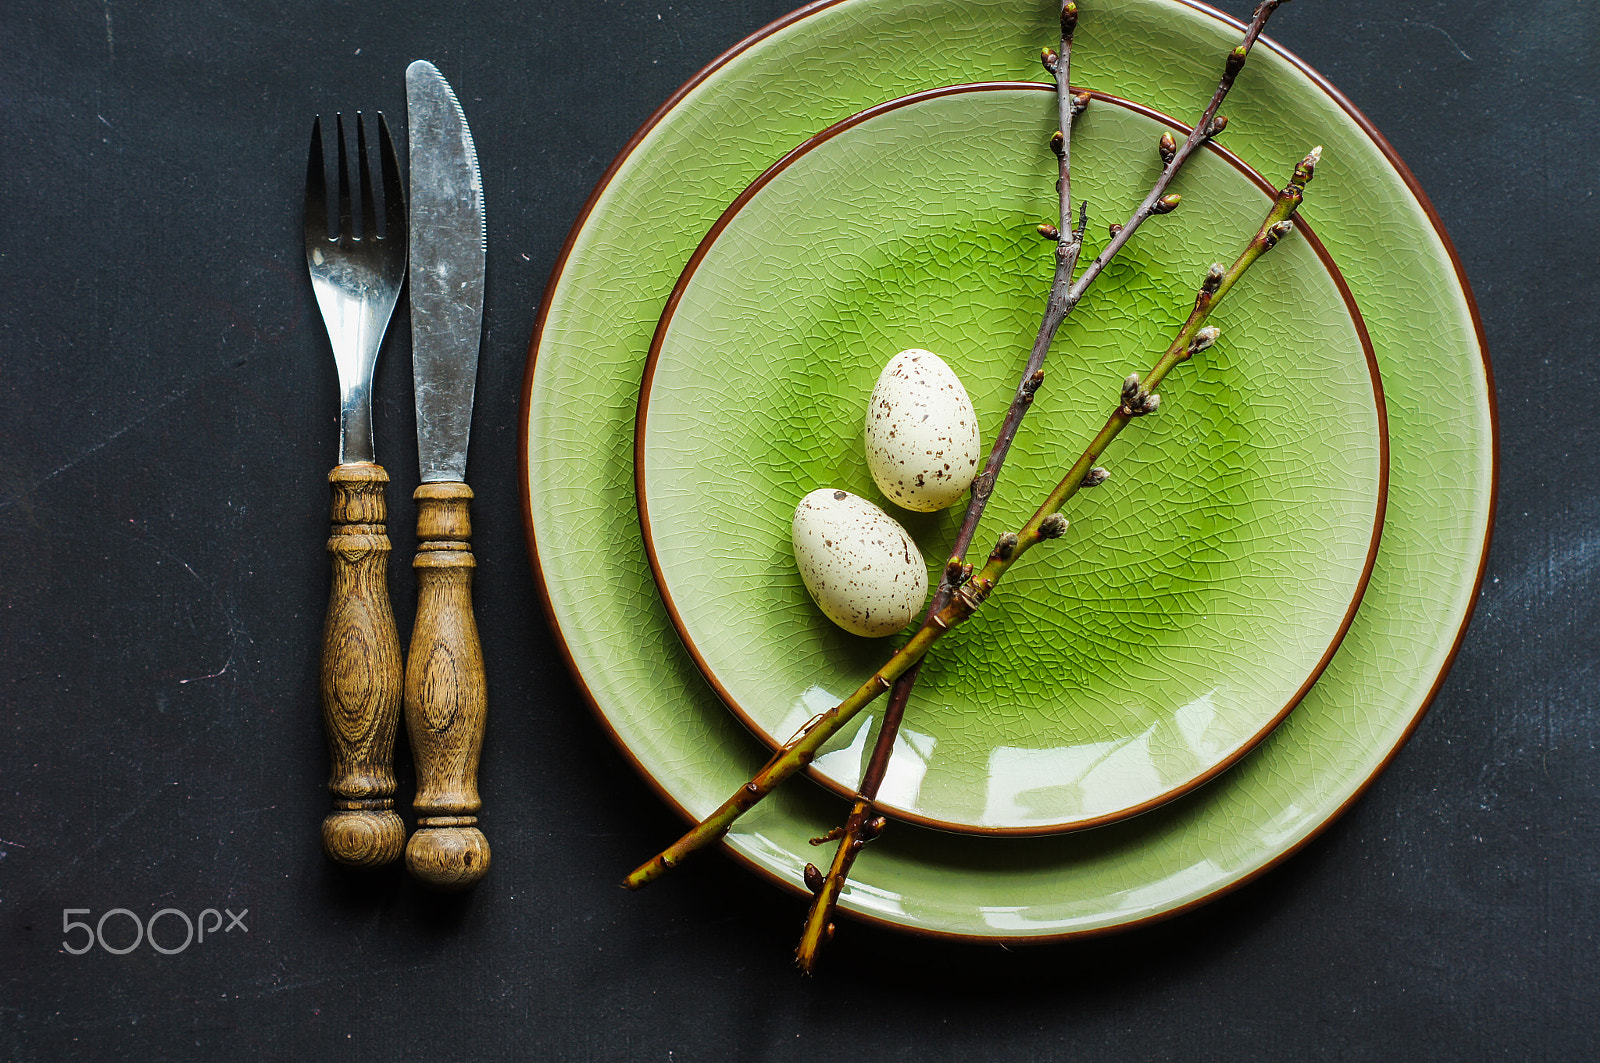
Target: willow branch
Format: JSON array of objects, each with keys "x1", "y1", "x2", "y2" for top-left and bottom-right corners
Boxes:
[
  {"x1": 791, "y1": 0, "x2": 1295, "y2": 971},
  {"x1": 890, "y1": 0, "x2": 1291, "y2": 677},
  {"x1": 622, "y1": 145, "x2": 1322, "y2": 898},
  {"x1": 1018, "y1": 150, "x2": 1318, "y2": 534},
  {"x1": 1066, "y1": 0, "x2": 1289, "y2": 305},
  {"x1": 795, "y1": 4, "x2": 1091, "y2": 971}
]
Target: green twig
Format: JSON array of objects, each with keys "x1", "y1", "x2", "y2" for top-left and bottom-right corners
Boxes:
[{"x1": 621, "y1": 145, "x2": 1321, "y2": 898}]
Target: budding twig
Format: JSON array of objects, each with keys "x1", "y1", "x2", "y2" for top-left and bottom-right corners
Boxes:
[
  {"x1": 789, "y1": 0, "x2": 1299, "y2": 972},
  {"x1": 795, "y1": 0, "x2": 1095, "y2": 974},
  {"x1": 621, "y1": 142, "x2": 1318, "y2": 909},
  {"x1": 1063, "y1": 0, "x2": 1290, "y2": 308},
  {"x1": 622, "y1": 0, "x2": 1313, "y2": 976}
]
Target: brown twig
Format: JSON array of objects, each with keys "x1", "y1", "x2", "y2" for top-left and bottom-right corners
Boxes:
[
  {"x1": 790, "y1": 0, "x2": 1295, "y2": 972},
  {"x1": 622, "y1": 2, "x2": 1314, "y2": 976}
]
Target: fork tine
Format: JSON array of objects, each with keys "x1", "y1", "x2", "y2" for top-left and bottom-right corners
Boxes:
[
  {"x1": 304, "y1": 116, "x2": 327, "y2": 242},
  {"x1": 356, "y1": 113, "x2": 376, "y2": 243},
  {"x1": 377, "y1": 113, "x2": 405, "y2": 248},
  {"x1": 335, "y1": 113, "x2": 352, "y2": 241}
]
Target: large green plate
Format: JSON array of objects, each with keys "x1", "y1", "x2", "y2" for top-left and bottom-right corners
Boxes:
[
  {"x1": 636, "y1": 83, "x2": 1386, "y2": 836},
  {"x1": 521, "y1": 0, "x2": 1494, "y2": 939}
]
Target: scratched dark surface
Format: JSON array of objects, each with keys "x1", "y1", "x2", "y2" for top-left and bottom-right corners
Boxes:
[{"x1": 1, "y1": 1, "x2": 1595, "y2": 1059}]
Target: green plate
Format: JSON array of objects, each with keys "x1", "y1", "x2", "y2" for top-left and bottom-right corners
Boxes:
[
  {"x1": 636, "y1": 83, "x2": 1386, "y2": 836},
  {"x1": 521, "y1": 0, "x2": 1493, "y2": 939}
]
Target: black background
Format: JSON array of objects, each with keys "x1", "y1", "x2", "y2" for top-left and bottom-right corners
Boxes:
[{"x1": 3, "y1": 1, "x2": 1595, "y2": 1059}]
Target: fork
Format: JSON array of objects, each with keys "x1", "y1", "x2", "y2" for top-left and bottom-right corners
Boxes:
[{"x1": 305, "y1": 112, "x2": 408, "y2": 868}]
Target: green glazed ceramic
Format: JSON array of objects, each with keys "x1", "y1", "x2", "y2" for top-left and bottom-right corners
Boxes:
[
  {"x1": 522, "y1": 0, "x2": 1494, "y2": 940},
  {"x1": 636, "y1": 84, "x2": 1386, "y2": 836}
]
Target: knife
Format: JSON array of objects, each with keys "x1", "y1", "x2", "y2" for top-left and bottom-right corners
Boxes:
[{"x1": 402, "y1": 60, "x2": 491, "y2": 889}]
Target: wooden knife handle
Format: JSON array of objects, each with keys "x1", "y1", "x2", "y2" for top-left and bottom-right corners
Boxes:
[
  {"x1": 319, "y1": 462, "x2": 406, "y2": 867},
  {"x1": 404, "y1": 482, "x2": 490, "y2": 889}
]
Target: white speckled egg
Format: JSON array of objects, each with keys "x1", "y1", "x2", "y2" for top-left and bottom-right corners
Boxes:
[
  {"x1": 791, "y1": 488, "x2": 928, "y2": 637},
  {"x1": 865, "y1": 348, "x2": 982, "y2": 512}
]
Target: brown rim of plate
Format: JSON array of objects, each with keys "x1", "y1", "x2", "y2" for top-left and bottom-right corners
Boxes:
[
  {"x1": 518, "y1": 0, "x2": 1497, "y2": 942},
  {"x1": 632, "y1": 80, "x2": 1390, "y2": 838}
]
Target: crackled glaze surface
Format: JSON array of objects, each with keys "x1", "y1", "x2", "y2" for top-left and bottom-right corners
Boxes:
[
  {"x1": 522, "y1": 0, "x2": 1492, "y2": 939},
  {"x1": 637, "y1": 85, "x2": 1385, "y2": 835}
]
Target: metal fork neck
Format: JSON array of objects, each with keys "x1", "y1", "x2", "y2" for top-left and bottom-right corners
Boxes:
[{"x1": 339, "y1": 389, "x2": 376, "y2": 466}]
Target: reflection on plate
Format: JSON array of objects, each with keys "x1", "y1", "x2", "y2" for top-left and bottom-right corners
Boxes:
[
  {"x1": 637, "y1": 83, "x2": 1386, "y2": 836},
  {"x1": 522, "y1": 0, "x2": 1492, "y2": 940}
]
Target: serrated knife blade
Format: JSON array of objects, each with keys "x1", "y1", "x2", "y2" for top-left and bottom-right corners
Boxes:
[
  {"x1": 402, "y1": 60, "x2": 491, "y2": 890},
  {"x1": 407, "y1": 59, "x2": 485, "y2": 484}
]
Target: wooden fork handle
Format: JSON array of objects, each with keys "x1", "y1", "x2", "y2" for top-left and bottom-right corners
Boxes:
[
  {"x1": 319, "y1": 462, "x2": 406, "y2": 867},
  {"x1": 404, "y1": 482, "x2": 490, "y2": 890}
]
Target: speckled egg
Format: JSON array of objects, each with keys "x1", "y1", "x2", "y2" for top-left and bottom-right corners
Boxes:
[
  {"x1": 865, "y1": 348, "x2": 982, "y2": 512},
  {"x1": 791, "y1": 488, "x2": 928, "y2": 637}
]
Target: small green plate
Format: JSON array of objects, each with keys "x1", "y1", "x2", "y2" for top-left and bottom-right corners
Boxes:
[
  {"x1": 522, "y1": 0, "x2": 1494, "y2": 941},
  {"x1": 637, "y1": 83, "x2": 1386, "y2": 836}
]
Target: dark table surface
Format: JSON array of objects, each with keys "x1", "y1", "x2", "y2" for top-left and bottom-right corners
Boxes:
[{"x1": 4, "y1": 1, "x2": 1594, "y2": 1059}]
